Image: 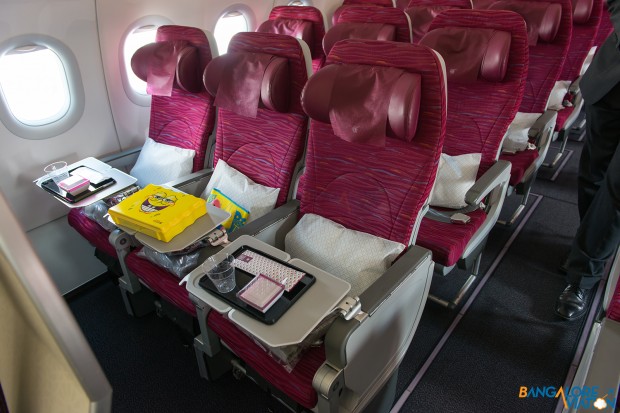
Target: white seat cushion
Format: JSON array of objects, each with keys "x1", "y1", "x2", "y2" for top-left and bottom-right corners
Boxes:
[
  {"x1": 285, "y1": 213, "x2": 406, "y2": 297},
  {"x1": 430, "y1": 153, "x2": 481, "y2": 209},
  {"x1": 501, "y1": 112, "x2": 542, "y2": 153},
  {"x1": 201, "y1": 159, "x2": 280, "y2": 222},
  {"x1": 546, "y1": 80, "x2": 571, "y2": 110},
  {"x1": 129, "y1": 137, "x2": 195, "y2": 187}
]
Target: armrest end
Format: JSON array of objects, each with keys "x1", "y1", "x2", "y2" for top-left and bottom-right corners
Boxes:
[{"x1": 464, "y1": 160, "x2": 511, "y2": 205}]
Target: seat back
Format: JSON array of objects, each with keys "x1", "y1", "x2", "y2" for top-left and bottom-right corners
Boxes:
[
  {"x1": 324, "y1": 5, "x2": 412, "y2": 57},
  {"x1": 406, "y1": 0, "x2": 473, "y2": 43},
  {"x1": 474, "y1": 0, "x2": 572, "y2": 113},
  {"x1": 204, "y1": 32, "x2": 310, "y2": 207},
  {"x1": 132, "y1": 25, "x2": 217, "y2": 172},
  {"x1": 257, "y1": 6, "x2": 326, "y2": 72},
  {"x1": 559, "y1": 0, "x2": 602, "y2": 82},
  {"x1": 300, "y1": 39, "x2": 446, "y2": 245},
  {"x1": 332, "y1": 0, "x2": 395, "y2": 25},
  {"x1": 420, "y1": 9, "x2": 529, "y2": 174}
]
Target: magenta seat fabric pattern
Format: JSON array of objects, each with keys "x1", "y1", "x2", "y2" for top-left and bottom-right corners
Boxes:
[
  {"x1": 418, "y1": 209, "x2": 488, "y2": 266},
  {"x1": 406, "y1": 0, "x2": 473, "y2": 43},
  {"x1": 474, "y1": 0, "x2": 573, "y2": 114},
  {"x1": 206, "y1": 40, "x2": 446, "y2": 409},
  {"x1": 68, "y1": 25, "x2": 216, "y2": 257},
  {"x1": 335, "y1": 5, "x2": 414, "y2": 43},
  {"x1": 212, "y1": 32, "x2": 309, "y2": 207},
  {"x1": 333, "y1": 0, "x2": 395, "y2": 24},
  {"x1": 208, "y1": 311, "x2": 326, "y2": 409},
  {"x1": 558, "y1": 0, "x2": 602, "y2": 83},
  {"x1": 500, "y1": 148, "x2": 540, "y2": 186},
  {"x1": 126, "y1": 32, "x2": 309, "y2": 321},
  {"x1": 416, "y1": 10, "x2": 529, "y2": 267},
  {"x1": 265, "y1": 6, "x2": 326, "y2": 72},
  {"x1": 607, "y1": 275, "x2": 620, "y2": 322},
  {"x1": 126, "y1": 248, "x2": 197, "y2": 316}
]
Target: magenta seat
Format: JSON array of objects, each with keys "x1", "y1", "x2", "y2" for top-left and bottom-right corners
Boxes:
[
  {"x1": 324, "y1": 5, "x2": 412, "y2": 59},
  {"x1": 257, "y1": 6, "x2": 326, "y2": 72},
  {"x1": 67, "y1": 25, "x2": 216, "y2": 263},
  {"x1": 472, "y1": 0, "x2": 572, "y2": 224},
  {"x1": 554, "y1": 103, "x2": 572, "y2": 131},
  {"x1": 405, "y1": 0, "x2": 472, "y2": 43},
  {"x1": 332, "y1": 0, "x2": 395, "y2": 25},
  {"x1": 593, "y1": 0, "x2": 613, "y2": 49},
  {"x1": 415, "y1": 10, "x2": 528, "y2": 283},
  {"x1": 203, "y1": 39, "x2": 446, "y2": 410},
  {"x1": 123, "y1": 32, "x2": 310, "y2": 315}
]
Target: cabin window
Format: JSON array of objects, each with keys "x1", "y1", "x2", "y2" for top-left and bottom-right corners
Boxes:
[
  {"x1": 289, "y1": 1, "x2": 307, "y2": 5},
  {"x1": 123, "y1": 25, "x2": 158, "y2": 96},
  {"x1": 0, "y1": 46, "x2": 70, "y2": 126},
  {"x1": 214, "y1": 10, "x2": 249, "y2": 54},
  {"x1": 0, "y1": 35, "x2": 84, "y2": 139}
]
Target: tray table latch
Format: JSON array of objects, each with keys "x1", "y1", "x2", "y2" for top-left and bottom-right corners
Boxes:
[{"x1": 336, "y1": 296, "x2": 362, "y2": 321}]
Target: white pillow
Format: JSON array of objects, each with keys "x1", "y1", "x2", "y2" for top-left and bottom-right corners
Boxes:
[
  {"x1": 129, "y1": 137, "x2": 195, "y2": 187},
  {"x1": 285, "y1": 213, "x2": 405, "y2": 297},
  {"x1": 501, "y1": 112, "x2": 542, "y2": 153},
  {"x1": 201, "y1": 159, "x2": 280, "y2": 222},
  {"x1": 546, "y1": 80, "x2": 571, "y2": 110},
  {"x1": 430, "y1": 153, "x2": 481, "y2": 209}
]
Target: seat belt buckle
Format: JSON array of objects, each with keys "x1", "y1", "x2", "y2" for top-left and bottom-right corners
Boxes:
[
  {"x1": 450, "y1": 213, "x2": 471, "y2": 225},
  {"x1": 205, "y1": 225, "x2": 229, "y2": 246}
]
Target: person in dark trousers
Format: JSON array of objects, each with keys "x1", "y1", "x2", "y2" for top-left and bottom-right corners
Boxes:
[{"x1": 555, "y1": 0, "x2": 620, "y2": 320}]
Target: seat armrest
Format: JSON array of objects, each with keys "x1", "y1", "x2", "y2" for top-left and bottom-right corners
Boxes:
[
  {"x1": 228, "y1": 200, "x2": 300, "y2": 247},
  {"x1": 568, "y1": 76, "x2": 581, "y2": 96},
  {"x1": 464, "y1": 160, "x2": 511, "y2": 206},
  {"x1": 528, "y1": 110, "x2": 558, "y2": 143},
  {"x1": 166, "y1": 168, "x2": 214, "y2": 195},
  {"x1": 323, "y1": 245, "x2": 432, "y2": 369},
  {"x1": 99, "y1": 146, "x2": 142, "y2": 169}
]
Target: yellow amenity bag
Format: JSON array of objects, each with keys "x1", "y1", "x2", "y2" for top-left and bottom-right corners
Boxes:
[{"x1": 108, "y1": 184, "x2": 206, "y2": 242}]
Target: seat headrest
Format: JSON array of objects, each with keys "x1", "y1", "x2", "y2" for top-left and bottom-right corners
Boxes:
[
  {"x1": 257, "y1": 18, "x2": 315, "y2": 51},
  {"x1": 132, "y1": 40, "x2": 205, "y2": 95},
  {"x1": 203, "y1": 52, "x2": 290, "y2": 117},
  {"x1": 420, "y1": 27, "x2": 511, "y2": 82},
  {"x1": 323, "y1": 22, "x2": 396, "y2": 56},
  {"x1": 302, "y1": 64, "x2": 422, "y2": 145},
  {"x1": 407, "y1": 5, "x2": 462, "y2": 40},
  {"x1": 488, "y1": 0, "x2": 562, "y2": 45},
  {"x1": 572, "y1": 0, "x2": 593, "y2": 24}
]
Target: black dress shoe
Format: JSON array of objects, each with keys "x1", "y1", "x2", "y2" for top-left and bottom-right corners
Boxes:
[{"x1": 554, "y1": 284, "x2": 588, "y2": 320}]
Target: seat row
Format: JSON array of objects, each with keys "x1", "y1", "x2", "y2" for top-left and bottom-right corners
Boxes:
[{"x1": 65, "y1": 1, "x2": 613, "y2": 410}]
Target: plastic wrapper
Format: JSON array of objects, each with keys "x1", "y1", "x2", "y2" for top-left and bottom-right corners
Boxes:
[
  {"x1": 136, "y1": 245, "x2": 200, "y2": 279},
  {"x1": 83, "y1": 200, "x2": 117, "y2": 232}
]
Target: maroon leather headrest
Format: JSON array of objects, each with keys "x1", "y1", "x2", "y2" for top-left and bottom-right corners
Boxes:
[
  {"x1": 203, "y1": 52, "x2": 290, "y2": 114},
  {"x1": 301, "y1": 64, "x2": 422, "y2": 144},
  {"x1": 131, "y1": 41, "x2": 204, "y2": 94},
  {"x1": 489, "y1": 0, "x2": 562, "y2": 45},
  {"x1": 420, "y1": 27, "x2": 511, "y2": 82},
  {"x1": 406, "y1": 5, "x2": 463, "y2": 40},
  {"x1": 572, "y1": 0, "x2": 593, "y2": 24},
  {"x1": 257, "y1": 18, "x2": 315, "y2": 51},
  {"x1": 323, "y1": 22, "x2": 397, "y2": 56}
]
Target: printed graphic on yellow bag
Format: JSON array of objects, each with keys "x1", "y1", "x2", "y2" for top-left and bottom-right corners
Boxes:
[
  {"x1": 108, "y1": 184, "x2": 206, "y2": 242},
  {"x1": 207, "y1": 188, "x2": 249, "y2": 232}
]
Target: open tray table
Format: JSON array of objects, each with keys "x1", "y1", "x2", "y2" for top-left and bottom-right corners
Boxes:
[
  {"x1": 34, "y1": 157, "x2": 137, "y2": 208},
  {"x1": 198, "y1": 245, "x2": 316, "y2": 325},
  {"x1": 187, "y1": 235, "x2": 351, "y2": 347}
]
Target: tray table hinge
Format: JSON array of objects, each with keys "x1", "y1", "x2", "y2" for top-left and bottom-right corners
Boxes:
[{"x1": 336, "y1": 296, "x2": 362, "y2": 321}]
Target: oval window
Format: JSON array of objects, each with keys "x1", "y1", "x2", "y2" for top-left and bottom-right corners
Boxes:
[
  {"x1": 289, "y1": 1, "x2": 306, "y2": 5},
  {"x1": 123, "y1": 25, "x2": 158, "y2": 96},
  {"x1": 214, "y1": 11, "x2": 249, "y2": 54},
  {"x1": 0, "y1": 45, "x2": 70, "y2": 126}
]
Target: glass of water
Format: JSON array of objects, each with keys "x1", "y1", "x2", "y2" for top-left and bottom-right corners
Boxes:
[{"x1": 203, "y1": 252, "x2": 236, "y2": 293}]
